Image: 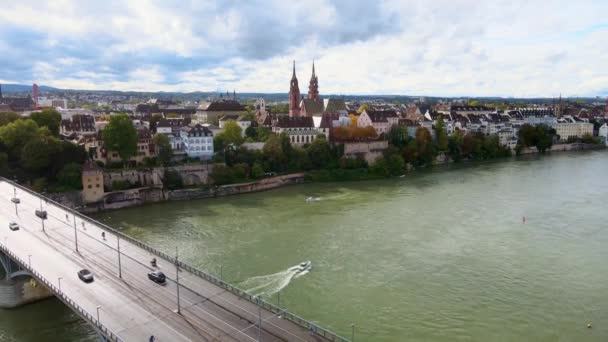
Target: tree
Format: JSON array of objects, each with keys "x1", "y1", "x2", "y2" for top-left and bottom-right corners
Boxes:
[
  {"x1": 256, "y1": 127, "x2": 271, "y2": 142},
  {"x1": 388, "y1": 125, "x2": 409, "y2": 149},
  {"x1": 386, "y1": 153, "x2": 405, "y2": 176},
  {"x1": 251, "y1": 163, "x2": 264, "y2": 179},
  {"x1": 415, "y1": 127, "x2": 435, "y2": 165},
  {"x1": 50, "y1": 141, "x2": 88, "y2": 177},
  {"x1": 153, "y1": 134, "x2": 172, "y2": 165},
  {"x1": 217, "y1": 120, "x2": 244, "y2": 146},
  {"x1": 262, "y1": 134, "x2": 287, "y2": 172},
  {"x1": 30, "y1": 109, "x2": 61, "y2": 135},
  {"x1": 306, "y1": 135, "x2": 333, "y2": 169},
  {"x1": 210, "y1": 164, "x2": 234, "y2": 185},
  {"x1": 245, "y1": 126, "x2": 257, "y2": 140},
  {"x1": 435, "y1": 117, "x2": 448, "y2": 151},
  {"x1": 149, "y1": 113, "x2": 163, "y2": 132},
  {"x1": 102, "y1": 114, "x2": 138, "y2": 164},
  {"x1": 57, "y1": 163, "x2": 83, "y2": 190},
  {"x1": 0, "y1": 119, "x2": 41, "y2": 156},
  {"x1": 0, "y1": 112, "x2": 19, "y2": 126},
  {"x1": 447, "y1": 132, "x2": 463, "y2": 162},
  {"x1": 21, "y1": 135, "x2": 61, "y2": 172},
  {"x1": 518, "y1": 124, "x2": 537, "y2": 147}
]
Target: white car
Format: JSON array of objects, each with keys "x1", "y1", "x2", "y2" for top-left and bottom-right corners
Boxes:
[{"x1": 9, "y1": 222, "x2": 19, "y2": 231}]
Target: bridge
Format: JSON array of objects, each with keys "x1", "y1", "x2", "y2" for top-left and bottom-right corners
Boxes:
[{"x1": 0, "y1": 178, "x2": 349, "y2": 342}]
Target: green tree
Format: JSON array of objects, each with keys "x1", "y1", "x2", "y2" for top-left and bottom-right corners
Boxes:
[
  {"x1": 245, "y1": 126, "x2": 257, "y2": 140},
  {"x1": 387, "y1": 125, "x2": 410, "y2": 148},
  {"x1": 386, "y1": 153, "x2": 405, "y2": 176},
  {"x1": 210, "y1": 164, "x2": 234, "y2": 185},
  {"x1": 153, "y1": 134, "x2": 172, "y2": 165},
  {"x1": 30, "y1": 109, "x2": 61, "y2": 135},
  {"x1": 0, "y1": 112, "x2": 19, "y2": 126},
  {"x1": 262, "y1": 134, "x2": 287, "y2": 172},
  {"x1": 306, "y1": 135, "x2": 333, "y2": 169},
  {"x1": 251, "y1": 163, "x2": 264, "y2": 179},
  {"x1": 21, "y1": 135, "x2": 61, "y2": 171},
  {"x1": 102, "y1": 114, "x2": 138, "y2": 164},
  {"x1": 217, "y1": 120, "x2": 244, "y2": 146},
  {"x1": 50, "y1": 141, "x2": 88, "y2": 177},
  {"x1": 57, "y1": 163, "x2": 83, "y2": 190},
  {"x1": 415, "y1": 127, "x2": 435, "y2": 165},
  {"x1": 0, "y1": 119, "x2": 41, "y2": 156},
  {"x1": 447, "y1": 132, "x2": 463, "y2": 162},
  {"x1": 257, "y1": 127, "x2": 271, "y2": 142},
  {"x1": 435, "y1": 117, "x2": 448, "y2": 151},
  {"x1": 518, "y1": 124, "x2": 537, "y2": 147}
]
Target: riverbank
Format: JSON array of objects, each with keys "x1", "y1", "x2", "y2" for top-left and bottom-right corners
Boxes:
[{"x1": 45, "y1": 143, "x2": 605, "y2": 213}]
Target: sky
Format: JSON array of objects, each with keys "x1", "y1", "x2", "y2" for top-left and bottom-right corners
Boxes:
[{"x1": 0, "y1": 0, "x2": 607, "y2": 97}]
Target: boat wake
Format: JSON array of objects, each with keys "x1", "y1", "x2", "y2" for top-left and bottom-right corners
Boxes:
[{"x1": 239, "y1": 261, "x2": 312, "y2": 298}]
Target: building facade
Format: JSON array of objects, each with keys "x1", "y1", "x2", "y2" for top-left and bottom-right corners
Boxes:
[{"x1": 180, "y1": 124, "x2": 214, "y2": 159}]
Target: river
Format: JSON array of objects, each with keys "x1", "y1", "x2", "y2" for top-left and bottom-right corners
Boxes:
[{"x1": 1, "y1": 151, "x2": 607, "y2": 341}]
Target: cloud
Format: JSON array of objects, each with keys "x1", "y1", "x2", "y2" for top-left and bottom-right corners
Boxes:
[{"x1": 0, "y1": 0, "x2": 607, "y2": 97}]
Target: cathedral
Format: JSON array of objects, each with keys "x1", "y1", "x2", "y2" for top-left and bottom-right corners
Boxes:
[{"x1": 288, "y1": 61, "x2": 323, "y2": 117}]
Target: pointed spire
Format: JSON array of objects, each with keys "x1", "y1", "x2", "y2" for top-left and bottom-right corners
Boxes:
[
  {"x1": 312, "y1": 60, "x2": 316, "y2": 78},
  {"x1": 292, "y1": 60, "x2": 296, "y2": 79}
]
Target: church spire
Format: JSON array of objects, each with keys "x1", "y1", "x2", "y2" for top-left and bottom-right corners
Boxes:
[
  {"x1": 288, "y1": 61, "x2": 301, "y2": 117},
  {"x1": 308, "y1": 60, "x2": 319, "y2": 101}
]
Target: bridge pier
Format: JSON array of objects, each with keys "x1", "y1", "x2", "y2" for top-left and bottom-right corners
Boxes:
[{"x1": 0, "y1": 250, "x2": 52, "y2": 308}]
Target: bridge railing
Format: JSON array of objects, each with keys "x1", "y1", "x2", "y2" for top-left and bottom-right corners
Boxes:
[
  {"x1": 2, "y1": 177, "x2": 350, "y2": 342},
  {"x1": 0, "y1": 243, "x2": 123, "y2": 342}
]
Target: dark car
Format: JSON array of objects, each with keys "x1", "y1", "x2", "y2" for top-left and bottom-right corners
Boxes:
[
  {"x1": 78, "y1": 269, "x2": 94, "y2": 283},
  {"x1": 35, "y1": 210, "x2": 47, "y2": 219},
  {"x1": 148, "y1": 270, "x2": 166, "y2": 284},
  {"x1": 8, "y1": 222, "x2": 19, "y2": 231}
]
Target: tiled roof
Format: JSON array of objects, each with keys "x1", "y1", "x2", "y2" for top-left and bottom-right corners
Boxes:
[
  {"x1": 202, "y1": 100, "x2": 245, "y2": 112},
  {"x1": 276, "y1": 116, "x2": 314, "y2": 128},
  {"x1": 301, "y1": 99, "x2": 324, "y2": 116},
  {"x1": 324, "y1": 98, "x2": 347, "y2": 112},
  {"x1": 365, "y1": 110, "x2": 398, "y2": 123}
]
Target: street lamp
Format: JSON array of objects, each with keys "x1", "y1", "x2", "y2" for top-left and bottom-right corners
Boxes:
[
  {"x1": 72, "y1": 216, "x2": 79, "y2": 252},
  {"x1": 58, "y1": 277, "x2": 62, "y2": 292},
  {"x1": 96, "y1": 306, "x2": 101, "y2": 323},
  {"x1": 27, "y1": 254, "x2": 32, "y2": 268},
  {"x1": 257, "y1": 296, "x2": 262, "y2": 342},
  {"x1": 175, "y1": 247, "x2": 181, "y2": 314},
  {"x1": 117, "y1": 236, "x2": 122, "y2": 278},
  {"x1": 351, "y1": 323, "x2": 355, "y2": 342}
]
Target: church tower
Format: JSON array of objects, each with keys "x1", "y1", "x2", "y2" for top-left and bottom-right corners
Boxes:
[
  {"x1": 289, "y1": 61, "x2": 301, "y2": 117},
  {"x1": 308, "y1": 61, "x2": 319, "y2": 101}
]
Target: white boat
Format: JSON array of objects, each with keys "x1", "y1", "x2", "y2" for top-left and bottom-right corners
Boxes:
[
  {"x1": 296, "y1": 261, "x2": 312, "y2": 272},
  {"x1": 306, "y1": 197, "x2": 320, "y2": 202}
]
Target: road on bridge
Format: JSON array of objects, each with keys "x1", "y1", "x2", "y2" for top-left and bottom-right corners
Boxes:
[{"x1": 0, "y1": 180, "x2": 341, "y2": 342}]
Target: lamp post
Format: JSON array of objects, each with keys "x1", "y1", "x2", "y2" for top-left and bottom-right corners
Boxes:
[
  {"x1": 96, "y1": 306, "x2": 101, "y2": 323},
  {"x1": 117, "y1": 236, "x2": 122, "y2": 278},
  {"x1": 175, "y1": 246, "x2": 181, "y2": 314},
  {"x1": 58, "y1": 277, "x2": 62, "y2": 292},
  {"x1": 257, "y1": 296, "x2": 262, "y2": 342},
  {"x1": 28, "y1": 254, "x2": 32, "y2": 268},
  {"x1": 351, "y1": 323, "x2": 355, "y2": 342},
  {"x1": 72, "y1": 216, "x2": 79, "y2": 252}
]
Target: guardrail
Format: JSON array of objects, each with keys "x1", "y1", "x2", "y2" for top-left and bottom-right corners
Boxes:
[
  {"x1": 0, "y1": 243, "x2": 123, "y2": 342},
  {"x1": 1, "y1": 177, "x2": 350, "y2": 342}
]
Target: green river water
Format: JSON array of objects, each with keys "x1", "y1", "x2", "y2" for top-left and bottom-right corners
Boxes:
[{"x1": 1, "y1": 151, "x2": 607, "y2": 341}]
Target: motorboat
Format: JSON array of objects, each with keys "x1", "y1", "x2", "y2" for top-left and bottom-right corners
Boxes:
[
  {"x1": 306, "y1": 197, "x2": 320, "y2": 203},
  {"x1": 295, "y1": 261, "x2": 312, "y2": 273}
]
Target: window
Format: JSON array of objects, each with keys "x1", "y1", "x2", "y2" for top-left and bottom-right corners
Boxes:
[
  {"x1": 96, "y1": 184, "x2": 100, "y2": 188},
  {"x1": 88, "y1": 185, "x2": 92, "y2": 189}
]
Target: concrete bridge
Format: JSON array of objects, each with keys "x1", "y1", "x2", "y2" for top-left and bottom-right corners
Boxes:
[{"x1": 0, "y1": 178, "x2": 349, "y2": 342}]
